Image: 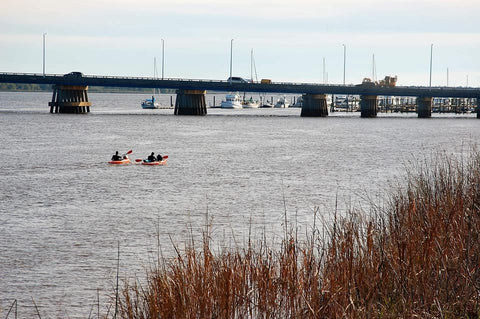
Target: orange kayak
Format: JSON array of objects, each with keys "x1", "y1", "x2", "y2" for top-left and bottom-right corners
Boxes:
[
  {"x1": 108, "y1": 158, "x2": 131, "y2": 165},
  {"x1": 141, "y1": 159, "x2": 167, "y2": 166}
]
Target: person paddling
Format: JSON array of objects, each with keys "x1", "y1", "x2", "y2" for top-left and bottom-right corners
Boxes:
[
  {"x1": 146, "y1": 152, "x2": 156, "y2": 162},
  {"x1": 111, "y1": 151, "x2": 122, "y2": 161},
  {"x1": 156, "y1": 153, "x2": 163, "y2": 161}
]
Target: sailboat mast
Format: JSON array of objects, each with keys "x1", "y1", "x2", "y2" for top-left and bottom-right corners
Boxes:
[
  {"x1": 250, "y1": 49, "x2": 253, "y2": 83},
  {"x1": 153, "y1": 57, "x2": 157, "y2": 95},
  {"x1": 372, "y1": 54, "x2": 375, "y2": 81}
]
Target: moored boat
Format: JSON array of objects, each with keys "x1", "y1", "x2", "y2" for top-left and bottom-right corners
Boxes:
[
  {"x1": 221, "y1": 94, "x2": 243, "y2": 109},
  {"x1": 141, "y1": 97, "x2": 160, "y2": 109},
  {"x1": 274, "y1": 96, "x2": 290, "y2": 108},
  {"x1": 242, "y1": 97, "x2": 260, "y2": 108},
  {"x1": 291, "y1": 96, "x2": 303, "y2": 108}
]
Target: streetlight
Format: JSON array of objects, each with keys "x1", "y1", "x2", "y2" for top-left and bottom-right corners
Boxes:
[
  {"x1": 323, "y1": 57, "x2": 326, "y2": 84},
  {"x1": 43, "y1": 33, "x2": 47, "y2": 76},
  {"x1": 429, "y1": 43, "x2": 433, "y2": 87},
  {"x1": 229, "y1": 39, "x2": 233, "y2": 84},
  {"x1": 161, "y1": 39, "x2": 165, "y2": 80},
  {"x1": 342, "y1": 44, "x2": 346, "y2": 85},
  {"x1": 447, "y1": 67, "x2": 449, "y2": 87}
]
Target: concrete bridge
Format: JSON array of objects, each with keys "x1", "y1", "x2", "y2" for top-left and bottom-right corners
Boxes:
[{"x1": 1, "y1": 72, "x2": 479, "y2": 118}]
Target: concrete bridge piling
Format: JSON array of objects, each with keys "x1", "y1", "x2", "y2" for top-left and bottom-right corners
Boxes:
[
  {"x1": 49, "y1": 85, "x2": 91, "y2": 114},
  {"x1": 300, "y1": 94, "x2": 329, "y2": 117},
  {"x1": 360, "y1": 95, "x2": 378, "y2": 118},
  {"x1": 417, "y1": 96, "x2": 432, "y2": 118},
  {"x1": 477, "y1": 98, "x2": 480, "y2": 118},
  {"x1": 174, "y1": 89, "x2": 207, "y2": 115}
]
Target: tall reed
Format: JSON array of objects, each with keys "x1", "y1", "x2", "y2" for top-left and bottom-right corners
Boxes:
[{"x1": 116, "y1": 149, "x2": 480, "y2": 318}]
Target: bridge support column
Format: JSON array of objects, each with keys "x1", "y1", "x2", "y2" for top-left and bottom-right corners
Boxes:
[
  {"x1": 360, "y1": 95, "x2": 378, "y2": 118},
  {"x1": 300, "y1": 94, "x2": 328, "y2": 117},
  {"x1": 476, "y1": 98, "x2": 480, "y2": 118},
  {"x1": 417, "y1": 96, "x2": 432, "y2": 118},
  {"x1": 49, "y1": 85, "x2": 91, "y2": 114},
  {"x1": 174, "y1": 90, "x2": 207, "y2": 115}
]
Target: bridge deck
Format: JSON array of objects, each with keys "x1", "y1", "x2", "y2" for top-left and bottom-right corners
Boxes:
[{"x1": 0, "y1": 72, "x2": 479, "y2": 98}]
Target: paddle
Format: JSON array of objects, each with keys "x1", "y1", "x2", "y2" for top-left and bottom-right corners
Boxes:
[{"x1": 121, "y1": 149, "x2": 133, "y2": 160}]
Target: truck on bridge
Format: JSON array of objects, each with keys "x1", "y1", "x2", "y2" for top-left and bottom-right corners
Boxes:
[{"x1": 358, "y1": 75, "x2": 397, "y2": 88}]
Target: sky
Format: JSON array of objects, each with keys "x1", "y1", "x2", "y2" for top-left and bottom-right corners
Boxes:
[{"x1": 0, "y1": 0, "x2": 479, "y2": 86}]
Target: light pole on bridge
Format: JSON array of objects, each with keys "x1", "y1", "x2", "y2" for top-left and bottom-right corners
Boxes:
[
  {"x1": 43, "y1": 33, "x2": 47, "y2": 77},
  {"x1": 161, "y1": 39, "x2": 165, "y2": 80},
  {"x1": 429, "y1": 43, "x2": 433, "y2": 88},
  {"x1": 342, "y1": 44, "x2": 346, "y2": 85},
  {"x1": 229, "y1": 39, "x2": 233, "y2": 84}
]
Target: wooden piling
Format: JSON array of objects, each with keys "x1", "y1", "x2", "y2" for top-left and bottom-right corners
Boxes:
[
  {"x1": 48, "y1": 85, "x2": 91, "y2": 114},
  {"x1": 360, "y1": 95, "x2": 378, "y2": 118},
  {"x1": 476, "y1": 98, "x2": 480, "y2": 118},
  {"x1": 174, "y1": 89, "x2": 207, "y2": 115},
  {"x1": 301, "y1": 94, "x2": 328, "y2": 117},
  {"x1": 417, "y1": 96, "x2": 432, "y2": 118}
]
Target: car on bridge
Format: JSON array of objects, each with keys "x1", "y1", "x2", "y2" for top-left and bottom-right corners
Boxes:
[
  {"x1": 227, "y1": 76, "x2": 249, "y2": 83},
  {"x1": 64, "y1": 71, "x2": 84, "y2": 78}
]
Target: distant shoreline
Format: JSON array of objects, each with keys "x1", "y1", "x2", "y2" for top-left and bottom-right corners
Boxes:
[{"x1": 0, "y1": 83, "x2": 176, "y2": 94}]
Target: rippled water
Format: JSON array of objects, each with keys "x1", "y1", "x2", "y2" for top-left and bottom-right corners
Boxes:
[{"x1": 1, "y1": 91, "x2": 479, "y2": 318}]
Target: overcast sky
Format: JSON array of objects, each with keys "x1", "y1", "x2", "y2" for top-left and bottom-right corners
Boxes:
[{"x1": 1, "y1": 0, "x2": 479, "y2": 86}]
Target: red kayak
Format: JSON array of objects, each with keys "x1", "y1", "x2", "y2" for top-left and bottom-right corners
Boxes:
[
  {"x1": 108, "y1": 158, "x2": 131, "y2": 165},
  {"x1": 141, "y1": 159, "x2": 167, "y2": 166}
]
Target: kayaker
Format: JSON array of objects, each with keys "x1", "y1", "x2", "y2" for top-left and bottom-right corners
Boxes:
[
  {"x1": 111, "y1": 151, "x2": 122, "y2": 161},
  {"x1": 147, "y1": 152, "x2": 156, "y2": 162},
  {"x1": 156, "y1": 154, "x2": 163, "y2": 161}
]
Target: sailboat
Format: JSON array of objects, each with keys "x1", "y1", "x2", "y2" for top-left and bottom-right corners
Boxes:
[
  {"x1": 241, "y1": 49, "x2": 260, "y2": 108},
  {"x1": 141, "y1": 57, "x2": 160, "y2": 109}
]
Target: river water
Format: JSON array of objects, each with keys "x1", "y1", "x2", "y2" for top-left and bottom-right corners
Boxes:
[{"x1": 0, "y1": 91, "x2": 478, "y2": 318}]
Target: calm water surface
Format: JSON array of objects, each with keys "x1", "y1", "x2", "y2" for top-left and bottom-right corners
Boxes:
[{"x1": 0, "y1": 91, "x2": 478, "y2": 317}]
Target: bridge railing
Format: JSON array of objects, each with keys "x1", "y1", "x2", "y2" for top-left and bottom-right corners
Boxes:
[{"x1": 0, "y1": 72, "x2": 478, "y2": 94}]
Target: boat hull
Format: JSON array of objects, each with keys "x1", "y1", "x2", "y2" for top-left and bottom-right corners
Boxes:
[
  {"x1": 142, "y1": 103, "x2": 160, "y2": 109},
  {"x1": 242, "y1": 103, "x2": 259, "y2": 108},
  {"x1": 141, "y1": 159, "x2": 167, "y2": 166},
  {"x1": 108, "y1": 158, "x2": 131, "y2": 165},
  {"x1": 221, "y1": 102, "x2": 243, "y2": 109}
]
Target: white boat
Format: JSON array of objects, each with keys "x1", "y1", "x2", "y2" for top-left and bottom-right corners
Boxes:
[
  {"x1": 274, "y1": 96, "x2": 290, "y2": 108},
  {"x1": 221, "y1": 94, "x2": 243, "y2": 109},
  {"x1": 142, "y1": 57, "x2": 161, "y2": 109},
  {"x1": 141, "y1": 96, "x2": 160, "y2": 109},
  {"x1": 242, "y1": 97, "x2": 259, "y2": 108},
  {"x1": 291, "y1": 96, "x2": 302, "y2": 108}
]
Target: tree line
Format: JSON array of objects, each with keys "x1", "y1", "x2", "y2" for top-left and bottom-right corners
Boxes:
[{"x1": 0, "y1": 83, "x2": 175, "y2": 93}]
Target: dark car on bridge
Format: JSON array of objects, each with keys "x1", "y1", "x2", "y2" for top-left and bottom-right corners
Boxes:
[{"x1": 64, "y1": 71, "x2": 83, "y2": 78}]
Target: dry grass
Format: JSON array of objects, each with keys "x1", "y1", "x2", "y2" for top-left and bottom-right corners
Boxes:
[{"x1": 116, "y1": 149, "x2": 480, "y2": 318}]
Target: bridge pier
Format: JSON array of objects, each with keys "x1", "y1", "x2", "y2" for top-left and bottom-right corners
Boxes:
[
  {"x1": 300, "y1": 94, "x2": 328, "y2": 117},
  {"x1": 417, "y1": 96, "x2": 432, "y2": 118},
  {"x1": 174, "y1": 89, "x2": 207, "y2": 115},
  {"x1": 49, "y1": 85, "x2": 91, "y2": 114},
  {"x1": 476, "y1": 98, "x2": 480, "y2": 118},
  {"x1": 360, "y1": 95, "x2": 378, "y2": 118}
]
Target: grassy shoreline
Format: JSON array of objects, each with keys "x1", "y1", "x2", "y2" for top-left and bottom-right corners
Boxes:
[{"x1": 116, "y1": 150, "x2": 480, "y2": 318}]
